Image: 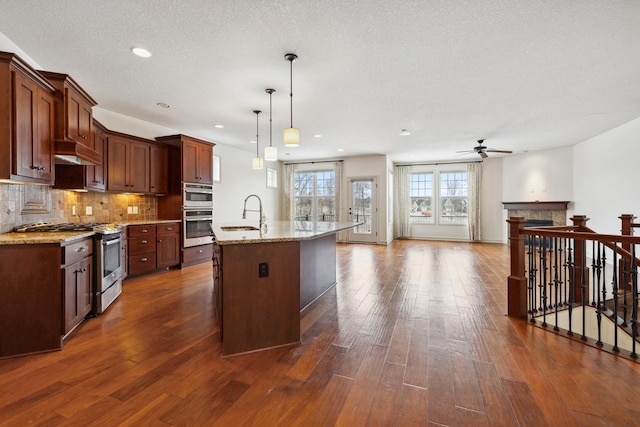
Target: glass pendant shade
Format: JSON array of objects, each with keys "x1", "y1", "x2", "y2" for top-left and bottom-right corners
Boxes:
[
  {"x1": 284, "y1": 127, "x2": 300, "y2": 147},
  {"x1": 252, "y1": 156, "x2": 264, "y2": 169},
  {"x1": 264, "y1": 145, "x2": 278, "y2": 161}
]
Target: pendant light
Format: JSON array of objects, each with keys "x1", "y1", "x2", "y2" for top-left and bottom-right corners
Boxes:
[
  {"x1": 283, "y1": 53, "x2": 300, "y2": 147},
  {"x1": 252, "y1": 110, "x2": 264, "y2": 169},
  {"x1": 264, "y1": 88, "x2": 278, "y2": 161}
]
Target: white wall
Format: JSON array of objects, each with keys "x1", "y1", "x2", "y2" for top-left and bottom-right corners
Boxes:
[
  {"x1": 573, "y1": 117, "x2": 640, "y2": 234},
  {"x1": 212, "y1": 144, "x2": 281, "y2": 224}
]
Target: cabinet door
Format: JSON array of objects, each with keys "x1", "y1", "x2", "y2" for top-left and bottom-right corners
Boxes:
[
  {"x1": 129, "y1": 140, "x2": 150, "y2": 193},
  {"x1": 13, "y1": 71, "x2": 54, "y2": 183},
  {"x1": 182, "y1": 139, "x2": 199, "y2": 183},
  {"x1": 197, "y1": 143, "x2": 213, "y2": 184},
  {"x1": 66, "y1": 88, "x2": 92, "y2": 147},
  {"x1": 86, "y1": 130, "x2": 106, "y2": 191},
  {"x1": 150, "y1": 144, "x2": 168, "y2": 194},
  {"x1": 156, "y1": 231, "x2": 180, "y2": 269},
  {"x1": 107, "y1": 135, "x2": 129, "y2": 192},
  {"x1": 63, "y1": 256, "x2": 93, "y2": 334}
]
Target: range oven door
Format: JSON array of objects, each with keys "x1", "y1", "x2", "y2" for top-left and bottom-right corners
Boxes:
[
  {"x1": 183, "y1": 209, "x2": 214, "y2": 247},
  {"x1": 94, "y1": 232, "x2": 123, "y2": 315}
]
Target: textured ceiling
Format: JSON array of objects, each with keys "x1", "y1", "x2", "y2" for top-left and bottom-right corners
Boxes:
[{"x1": 1, "y1": 0, "x2": 639, "y2": 162}]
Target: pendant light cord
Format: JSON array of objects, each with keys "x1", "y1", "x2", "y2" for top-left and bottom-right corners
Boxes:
[
  {"x1": 289, "y1": 57, "x2": 293, "y2": 128},
  {"x1": 254, "y1": 110, "x2": 261, "y2": 156}
]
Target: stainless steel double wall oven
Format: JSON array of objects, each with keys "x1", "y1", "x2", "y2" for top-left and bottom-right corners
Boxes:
[{"x1": 182, "y1": 183, "x2": 214, "y2": 247}]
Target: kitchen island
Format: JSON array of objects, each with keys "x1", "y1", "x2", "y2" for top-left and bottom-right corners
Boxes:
[{"x1": 212, "y1": 220, "x2": 359, "y2": 356}]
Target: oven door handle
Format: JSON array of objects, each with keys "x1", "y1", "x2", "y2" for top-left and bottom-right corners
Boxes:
[
  {"x1": 185, "y1": 217, "x2": 213, "y2": 222},
  {"x1": 102, "y1": 238, "x2": 122, "y2": 246}
]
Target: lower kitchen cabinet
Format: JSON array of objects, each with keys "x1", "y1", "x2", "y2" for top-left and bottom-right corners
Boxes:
[
  {"x1": 182, "y1": 243, "x2": 213, "y2": 268},
  {"x1": 62, "y1": 237, "x2": 94, "y2": 336},
  {"x1": 127, "y1": 222, "x2": 180, "y2": 277}
]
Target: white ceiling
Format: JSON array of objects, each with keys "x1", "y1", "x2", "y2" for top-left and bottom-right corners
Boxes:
[{"x1": 1, "y1": 1, "x2": 639, "y2": 163}]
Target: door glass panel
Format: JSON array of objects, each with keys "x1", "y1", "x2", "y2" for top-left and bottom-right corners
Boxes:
[{"x1": 352, "y1": 180, "x2": 372, "y2": 234}]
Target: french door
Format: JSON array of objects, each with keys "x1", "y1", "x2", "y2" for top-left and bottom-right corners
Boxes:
[{"x1": 347, "y1": 177, "x2": 377, "y2": 243}]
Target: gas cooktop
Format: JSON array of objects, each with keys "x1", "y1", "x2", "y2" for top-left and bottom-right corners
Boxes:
[{"x1": 15, "y1": 222, "x2": 121, "y2": 234}]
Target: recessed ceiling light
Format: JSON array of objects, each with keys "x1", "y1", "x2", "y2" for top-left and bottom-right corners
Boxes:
[
  {"x1": 214, "y1": 124, "x2": 224, "y2": 128},
  {"x1": 337, "y1": 148, "x2": 344, "y2": 152},
  {"x1": 313, "y1": 134, "x2": 322, "y2": 138},
  {"x1": 399, "y1": 129, "x2": 411, "y2": 136},
  {"x1": 131, "y1": 47, "x2": 152, "y2": 58},
  {"x1": 156, "y1": 102, "x2": 170, "y2": 108},
  {"x1": 250, "y1": 140, "x2": 256, "y2": 144}
]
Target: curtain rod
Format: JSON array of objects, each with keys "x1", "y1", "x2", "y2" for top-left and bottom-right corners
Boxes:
[
  {"x1": 283, "y1": 159, "x2": 344, "y2": 165},
  {"x1": 394, "y1": 159, "x2": 483, "y2": 167}
]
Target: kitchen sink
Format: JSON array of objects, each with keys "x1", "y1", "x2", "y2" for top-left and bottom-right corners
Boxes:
[{"x1": 220, "y1": 225, "x2": 260, "y2": 231}]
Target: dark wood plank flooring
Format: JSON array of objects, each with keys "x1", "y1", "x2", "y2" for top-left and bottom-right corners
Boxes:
[{"x1": 2, "y1": 240, "x2": 640, "y2": 426}]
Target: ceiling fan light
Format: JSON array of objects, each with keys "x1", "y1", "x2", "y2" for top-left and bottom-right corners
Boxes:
[
  {"x1": 284, "y1": 127, "x2": 300, "y2": 147},
  {"x1": 264, "y1": 145, "x2": 278, "y2": 161}
]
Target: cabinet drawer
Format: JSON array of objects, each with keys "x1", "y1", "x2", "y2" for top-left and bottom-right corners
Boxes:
[
  {"x1": 157, "y1": 222, "x2": 179, "y2": 235},
  {"x1": 129, "y1": 237, "x2": 155, "y2": 255},
  {"x1": 128, "y1": 225, "x2": 156, "y2": 237},
  {"x1": 62, "y1": 238, "x2": 93, "y2": 266},
  {"x1": 128, "y1": 253, "x2": 157, "y2": 276},
  {"x1": 183, "y1": 244, "x2": 213, "y2": 264}
]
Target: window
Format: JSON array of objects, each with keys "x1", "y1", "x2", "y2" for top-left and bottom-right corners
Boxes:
[
  {"x1": 409, "y1": 170, "x2": 468, "y2": 224},
  {"x1": 409, "y1": 172, "x2": 434, "y2": 223},
  {"x1": 294, "y1": 170, "x2": 336, "y2": 221},
  {"x1": 266, "y1": 168, "x2": 277, "y2": 188},
  {"x1": 439, "y1": 171, "x2": 468, "y2": 223}
]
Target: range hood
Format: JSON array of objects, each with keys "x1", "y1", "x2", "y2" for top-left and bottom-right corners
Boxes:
[{"x1": 54, "y1": 140, "x2": 102, "y2": 166}]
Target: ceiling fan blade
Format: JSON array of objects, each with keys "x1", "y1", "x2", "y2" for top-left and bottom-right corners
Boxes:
[
  {"x1": 479, "y1": 151, "x2": 488, "y2": 158},
  {"x1": 455, "y1": 149, "x2": 475, "y2": 154},
  {"x1": 485, "y1": 149, "x2": 512, "y2": 154}
]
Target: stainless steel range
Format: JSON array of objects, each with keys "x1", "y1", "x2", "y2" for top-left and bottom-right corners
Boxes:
[{"x1": 16, "y1": 222, "x2": 124, "y2": 315}]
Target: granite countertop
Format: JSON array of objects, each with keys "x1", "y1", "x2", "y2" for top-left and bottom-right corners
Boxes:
[
  {"x1": 212, "y1": 220, "x2": 360, "y2": 245},
  {"x1": 0, "y1": 219, "x2": 181, "y2": 245}
]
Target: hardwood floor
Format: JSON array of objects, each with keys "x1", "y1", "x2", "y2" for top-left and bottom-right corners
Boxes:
[{"x1": 2, "y1": 240, "x2": 640, "y2": 426}]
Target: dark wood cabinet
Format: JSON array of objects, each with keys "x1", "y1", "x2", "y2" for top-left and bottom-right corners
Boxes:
[
  {"x1": 54, "y1": 120, "x2": 107, "y2": 191},
  {"x1": 155, "y1": 134, "x2": 215, "y2": 185},
  {"x1": 150, "y1": 143, "x2": 168, "y2": 194},
  {"x1": 182, "y1": 244, "x2": 213, "y2": 268},
  {"x1": 121, "y1": 226, "x2": 128, "y2": 281},
  {"x1": 107, "y1": 134, "x2": 150, "y2": 192},
  {"x1": 61, "y1": 237, "x2": 94, "y2": 335},
  {"x1": 213, "y1": 243, "x2": 222, "y2": 328},
  {"x1": 0, "y1": 52, "x2": 56, "y2": 184},
  {"x1": 127, "y1": 222, "x2": 180, "y2": 277},
  {"x1": 38, "y1": 71, "x2": 96, "y2": 148},
  {"x1": 156, "y1": 223, "x2": 180, "y2": 268}
]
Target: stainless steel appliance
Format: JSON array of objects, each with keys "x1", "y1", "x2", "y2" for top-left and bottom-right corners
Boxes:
[
  {"x1": 93, "y1": 227, "x2": 123, "y2": 314},
  {"x1": 183, "y1": 182, "x2": 214, "y2": 207},
  {"x1": 183, "y1": 208, "x2": 214, "y2": 247}
]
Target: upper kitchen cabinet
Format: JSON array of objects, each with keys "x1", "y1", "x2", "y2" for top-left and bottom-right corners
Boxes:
[
  {"x1": 149, "y1": 143, "x2": 168, "y2": 194},
  {"x1": 38, "y1": 71, "x2": 102, "y2": 166},
  {"x1": 156, "y1": 134, "x2": 215, "y2": 184},
  {"x1": 0, "y1": 52, "x2": 56, "y2": 184},
  {"x1": 107, "y1": 133, "x2": 150, "y2": 193},
  {"x1": 54, "y1": 119, "x2": 107, "y2": 191}
]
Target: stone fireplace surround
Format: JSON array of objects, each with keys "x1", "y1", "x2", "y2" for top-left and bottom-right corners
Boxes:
[{"x1": 502, "y1": 201, "x2": 569, "y2": 227}]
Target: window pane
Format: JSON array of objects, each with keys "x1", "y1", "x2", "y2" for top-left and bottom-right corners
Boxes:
[
  {"x1": 293, "y1": 171, "x2": 336, "y2": 222},
  {"x1": 410, "y1": 173, "x2": 433, "y2": 222},
  {"x1": 439, "y1": 171, "x2": 468, "y2": 223}
]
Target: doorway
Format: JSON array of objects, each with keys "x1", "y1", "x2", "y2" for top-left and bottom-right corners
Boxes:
[{"x1": 347, "y1": 177, "x2": 377, "y2": 243}]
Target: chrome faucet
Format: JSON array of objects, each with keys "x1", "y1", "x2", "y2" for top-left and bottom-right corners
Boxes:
[{"x1": 242, "y1": 194, "x2": 266, "y2": 232}]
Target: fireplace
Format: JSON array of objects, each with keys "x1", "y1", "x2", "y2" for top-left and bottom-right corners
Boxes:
[{"x1": 502, "y1": 201, "x2": 569, "y2": 227}]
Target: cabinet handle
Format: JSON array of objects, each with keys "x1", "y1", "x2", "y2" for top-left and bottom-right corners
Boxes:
[
  {"x1": 197, "y1": 250, "x2": 203, "y2": 254},
  {"x1": 76, "y1": 247, "x2": 86, "y2": 252},
  {"x1": 140, "y1": 229, "x2": 148, "y2": 233},
  {"x1": 140, "y1": 257, "x2": 148, "y2": 262},
  {"x1": 158, "y1": 239, "x2": 162, "y2": 243},
  {"x1": 166, "y1": 227, "x2": 173, "y2": 231},
  {"x1": 140, "y1": 239, "x2": 148, "y2": 244}
]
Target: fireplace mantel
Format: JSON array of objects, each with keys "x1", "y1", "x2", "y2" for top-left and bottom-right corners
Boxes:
[{"x1": 502, "y1": 201, "x2": 569, "y2": 211}]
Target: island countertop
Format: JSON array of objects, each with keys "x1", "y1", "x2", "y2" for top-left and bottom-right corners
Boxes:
[{"x1": 212, "y1": 220, "x2": 360, "y2": 245}]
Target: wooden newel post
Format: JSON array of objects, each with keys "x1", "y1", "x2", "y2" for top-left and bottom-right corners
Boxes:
[
  {"x1": 507, "y1": 216, "x2": 527, "y2": 319},
  {"x1": 570, "y1": 215, "x2": 589, "y2": 303}
]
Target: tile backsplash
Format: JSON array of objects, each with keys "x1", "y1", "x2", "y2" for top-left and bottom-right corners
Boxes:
[{"x1": 0, "y1": 184, "x2": 158, "y2": 233}]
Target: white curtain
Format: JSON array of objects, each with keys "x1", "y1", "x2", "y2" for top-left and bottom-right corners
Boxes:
[
  {"x1": 394, "y1": 165, "x2": 411, "y2": 238},
  {"x1": 283, "y1": 163, "x2": 295, "y2": 220},
  {"x1": 333, "y1": 161, "x2": 343, "y2": 222},
  {"x1": 467, "y1": 162, "x2": 482, "y2": 241}
]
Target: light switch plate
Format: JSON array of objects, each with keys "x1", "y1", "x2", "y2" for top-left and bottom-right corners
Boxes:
[{"x1": 86, "y1": 206, "x2": 92, "y2": 215}]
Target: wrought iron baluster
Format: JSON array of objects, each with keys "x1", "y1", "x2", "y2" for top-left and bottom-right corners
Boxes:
[
  {"x1": 567, "y1": 240, "x2": 574, "y2": 336},
  {"x1": 540, "y1": 233, "x2": 548, "y2": 327},
  {"x1": 591, "y1": 240, "x2": 597, "y2": 306},
  {"x1": 553, "y1": 237, "x2": 560, "y2": 332},
  {"x1": 622, "y1": 258, "x2": 629, "y2": 327},
  {"x1": 612, "y1": 245, "x2": 620, "y2": 353},
  {"x1": 595, "y1": 242, "x2": 603, "y2": 347},
  {"x1": 527, "y1": 235, "x2": 537, "y2": 322},
  {"x1": 630, "y1": 244, "x2": 638, "y2": 359},
  {"x1": 580, "y1": 238, "x2": 587, "y2": 341}
]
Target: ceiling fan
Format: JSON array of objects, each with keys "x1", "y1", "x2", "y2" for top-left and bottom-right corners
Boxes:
[{"x1": 457, "y1": 139, "x2": 513, "y2": 158}]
